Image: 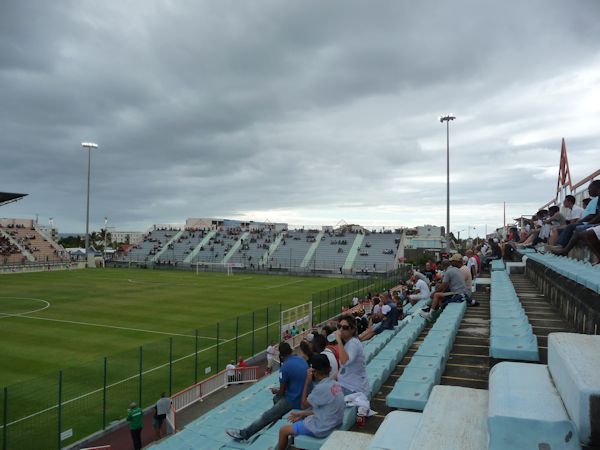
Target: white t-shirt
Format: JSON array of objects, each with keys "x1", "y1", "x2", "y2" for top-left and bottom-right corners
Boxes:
[
  {"x1": 321, "y1": 348, "x2": 339, "y2": 380},
  {"x1": 352, "y1": 297, "x2": 359, "y2": 306},
  {"x1": 411, "y1": 278, "x2": 430, "y2": 300},
  {"x1": 372, "y1": 304, "x2": 382, "y2": 315},
  {"x1": 156, "y1": 397, "x2": 172, "y2": 416},
  {"x1": 467, "y1": 257, "x2": 478, "y2": 275},
  {"x1": 565, "y1": 204, "x2": 585, "y2": 221},
  {"x1": 266, "y1": 345, "x2": 276, "y2": 361},
  {"x1": 226, "y1": 363, "x2": 236, "y2": 377}
]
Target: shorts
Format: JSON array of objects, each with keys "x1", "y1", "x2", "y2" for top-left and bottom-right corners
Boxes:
[
  {"x1": 153, "y1": 414, "x2": 166, "y2": 429},
  {"x1": 293, "y1": 420, "x2": 315, "y2": 437},
  {"x1": 442, "y1": 293, "x2": 468, "y2": 306},
  {"x1": 591, "y1": 225, "x2": 600, "y2": 240}
]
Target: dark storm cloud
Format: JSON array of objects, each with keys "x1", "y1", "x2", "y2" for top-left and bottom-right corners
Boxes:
[{"x1": 1, "y1": 0, "x2": 600, "y2": 233}]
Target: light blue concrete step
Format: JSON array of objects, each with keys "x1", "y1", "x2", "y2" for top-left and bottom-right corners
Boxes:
[
  {"x1": 488, "y1": 361, "x2": 580, "y2": 450},
  {"x1": 367, "y1": 410, "x2": 422, "y2": 450},
  {"x1": 548, "y1": 332, "x2": 600, "y2": 445},
  {"x1": 386, "y1": 380, "x2": 433, "y2": 410},
  {"x1": 490, "y1": 333, "x2": 539, "y2": 361},
  {"x1": 408, "y1": 385, "x2": 489, "y2": 450}
]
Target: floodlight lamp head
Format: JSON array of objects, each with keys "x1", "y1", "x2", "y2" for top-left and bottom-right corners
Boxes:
[
  {"x1": 439, "y1": 114, "x2": 456, "y2": 123},
  {"x1": 81, "y1": 142, "x2": 98, "y2": 149}
]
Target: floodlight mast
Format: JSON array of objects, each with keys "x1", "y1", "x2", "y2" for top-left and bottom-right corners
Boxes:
[
  {"x1": 81, "y1": 142, "x2": 99, "y2": 268},
  {"x1": 439, "y1": 114, "x2": 455, "y2": 252}
]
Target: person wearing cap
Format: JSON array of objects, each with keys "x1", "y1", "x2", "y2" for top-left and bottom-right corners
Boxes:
[
  {"x1": 226, "y1": 341, "x2": 308, "y2": 441},
  {"x1": 272, "y1": 354, "x2": 345, "y2": 450},
  {"x1": 419, "y1": 255, "x2": 475, "y2": 321},
  {"x1": 126, "y1": 402, "x2": 143, "y2": 450}
]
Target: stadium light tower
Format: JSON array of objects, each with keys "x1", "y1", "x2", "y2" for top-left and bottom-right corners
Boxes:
[
  {"x1": 81, "y1": 142, "x2": 99, "y2": 268},
  {"x1": 439, "y1": 114, "x2": 455, "y2": 252}
]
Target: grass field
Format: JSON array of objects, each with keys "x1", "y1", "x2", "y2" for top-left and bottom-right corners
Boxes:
[
  {"x1": 0, "y1": 268, "x2": 396, "y2": 450},
  {"x1": 0, "y1": 268, "x2": 348, "y2": 385}
]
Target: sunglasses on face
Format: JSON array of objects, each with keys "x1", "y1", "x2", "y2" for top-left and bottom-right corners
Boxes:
[{"x1": 337, "y1": 324, "x2": 351, "y2": 330}]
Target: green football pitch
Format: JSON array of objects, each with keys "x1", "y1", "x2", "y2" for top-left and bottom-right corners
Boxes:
[
  {"x1": 0, "y1": 268, "x2": 395, "y2": 449},
  {"x1": 0, "y1": 268, "x2": 348, "y2": 386}
]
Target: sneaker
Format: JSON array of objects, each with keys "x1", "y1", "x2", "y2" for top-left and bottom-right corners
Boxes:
[
  {"x1": 226, "y1": 429, "x2": 244, "y2": 441},
  {"x1": 419, "y1": 309, "x2": 432, "y2": 320},
  {"x1": 470, "y1": 299, "x2": 480, "y2": 307}
]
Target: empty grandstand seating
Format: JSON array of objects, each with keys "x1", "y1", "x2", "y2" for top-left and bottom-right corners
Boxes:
[
  {"x1": 127, "y1": 229, "x2": 180, "y2": 262},
  {"x1": 269, "y1": 230, "x2": 312, "y2": 269},
  {"x1": 386, "y1": 301, "x2": 465, "y2": 410},
  {"x1": 488, "y1": 361, "x2": 580, "y2": 450},
  {"x1": 352, "y1": 232, "x2": 401, "y2": 273},
  {"x1": 489, "y1": 269, "x2": 539, "y2": 361},
  {"x1": 521, "y1": 250, "x2": 600, "y2": 294},
  {"x1": 309, "y1": 232, "x2": 358, "y2": 271}
]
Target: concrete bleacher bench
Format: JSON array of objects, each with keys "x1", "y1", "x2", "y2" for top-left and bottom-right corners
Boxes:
[
  {"x1": 488, "y1": 361, "x2": 580, "y2": 450},
  {"x1": 386, "y1": 302, "x2": 466, "y2": 411},
  {"x1": 491, "y1": 259, "x2": 506, "y2": 271},
  {"x1": 367, "y1": 410, "x2": 422, "y2": 449},
  {"x1": 522, "y1": 251, "x2": 600, "y2": 294},
  {"x1": 548, "y1": 332, "x2": 600, "y2": 446},
  {"x1": 376, "y1": 386, "x2": 487, "y2": 450},
  {"x1": 320, "y1": 431, "x2": 373, "y2": 450},
  {"x1": 489, "y1": 271, "x2": 539, "y2": 361}
]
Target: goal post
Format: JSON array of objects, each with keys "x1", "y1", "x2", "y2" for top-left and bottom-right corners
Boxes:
[
  {"x1": 194, "y1": 261, "x2": 234, "y2": 276},
  {"x1": 280, "y1": 302, "x2": 313, "y2": 342}
]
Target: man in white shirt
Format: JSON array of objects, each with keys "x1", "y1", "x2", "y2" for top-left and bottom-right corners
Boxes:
[
  {"x1": 408, "y1": 274, "x2": 431, "y2": 305},
  {"x1": 551, "y1": 195, "x2": 586, "y2": 245},
  {"x1": 226, "y1": 361, "x2": 236, "y2": 384}
]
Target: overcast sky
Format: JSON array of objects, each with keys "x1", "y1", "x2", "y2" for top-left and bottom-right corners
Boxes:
[{"x1": 2, "y1": 1, "x2": 600, "y2": 236}]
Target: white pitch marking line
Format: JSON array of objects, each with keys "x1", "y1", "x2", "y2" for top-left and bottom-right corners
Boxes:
[
  {"x1": 0, "y1": 297, "x2": 51, "y2": 319},
  {"x1": 3, "y1": 314, "x2": 218, "y2": 340},
  {"x1": 264, "y1": 280, "x2": 304, "y2": 290}
]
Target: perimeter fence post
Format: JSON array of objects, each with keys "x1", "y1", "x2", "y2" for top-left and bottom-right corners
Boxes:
[
  {"x1": 169, "y1": 337, "x2": 173, "y2": 396},
  {"x1": 3, "y1": 386, "x2": 7, "y2": 450},
  {"x1": 319, "y1": 295, "x2": 322, "y2": 324},
  {"x1": 278, "y1": 304, "x2": 282, "y2": 339},
  {"x1": 251, "y1": 312, "x2": 255, "y2": 356},
  {"x1": 235, "y1": 317, "x2": 239, "y2": 361},
  {"x1": 138, "y1": 346, "x2": 143, "y2": 406},
  {"x1": 194, "y1": 329, "x2": 199, "y2": 384},
  {"x1": 102, "y1": 357, "x2": 107, "y2": 429},
  {"x1": 266, "y1": 308, "x2": 269, "y2": 347},
  {"x1": 57, "y1": 370, "x2": 62, "y2": 450},
  {"x1": 216, "y1": 323, "x2": 220, "y2": 372}
]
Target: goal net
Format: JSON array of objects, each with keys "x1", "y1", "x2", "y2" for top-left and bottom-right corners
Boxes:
[{"x1": 194, "y1": 261, "x2": 235, "y2": 276}]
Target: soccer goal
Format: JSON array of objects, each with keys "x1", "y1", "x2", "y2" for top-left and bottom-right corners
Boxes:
[{"x1": 194, "y1": 261, "x2": 234, "y2": 276}]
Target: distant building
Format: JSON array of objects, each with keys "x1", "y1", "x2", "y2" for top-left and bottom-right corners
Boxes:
[
  {"x1": 405, "y1": 225, "x2": 445, "y2": 249},
  {"x1": 108, "y1": 230, "x2": 144, "y2": 245}
]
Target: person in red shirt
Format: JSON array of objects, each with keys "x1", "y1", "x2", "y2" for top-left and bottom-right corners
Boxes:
[{"x1": 238, "y1": 356, "x2": 247, "y2": 368}]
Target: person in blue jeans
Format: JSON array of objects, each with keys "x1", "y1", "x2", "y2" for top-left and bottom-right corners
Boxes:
[
  {"x1": 226, "y1": 341, "x2": 308, "y2": 441},
  {"x1": 550, "y1": 180, "x2": 600, "y2": 255}
]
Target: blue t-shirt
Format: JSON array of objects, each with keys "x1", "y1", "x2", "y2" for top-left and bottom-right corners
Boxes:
[
  {"x1": 280, "y1": 355, "x2": 308, "y2": 408},
  {"x1": 582, "y1": 197, "x2": 598, "y2": 224}
]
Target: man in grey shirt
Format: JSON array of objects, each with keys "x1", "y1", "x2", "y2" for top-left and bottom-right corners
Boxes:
[
  {"x1": 153, "y1": 392, "x2": 172, "y2": 438},
  {"x1": 420, "y1": 254, "x2": 476, "y2": 321}
]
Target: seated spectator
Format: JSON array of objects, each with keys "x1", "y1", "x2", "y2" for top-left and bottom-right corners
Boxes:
[
  {"x1": 419, "y1": 255, "x2": 476, "y2": 322},
  {"x1": 226, "y1": 342, "x2": 307, "y2": 441},
  {"x1": 272, "y1": 355, "x2": 344, "y2": 450},
  {"x1": 359, "y1": 306, "x2": 393, "y2": 341},
  {"x1": 581, "y1": 225, "x2": 600, "y2": 265},
  {"x1": 408, "y1": 273, "x2": 431, "y2": 305},
  {"x1": 335, "y1": 315, "x2": 369, "y2": 396},
  {"x1": 371, "y1": 298, "x2": 382, "y2": 315},
  {"x1": 549, "y1": 180, "x2": 600, "y2": 255},
  {"x1": 311, "y1": 334, "x2": 339, "y2": 380}
]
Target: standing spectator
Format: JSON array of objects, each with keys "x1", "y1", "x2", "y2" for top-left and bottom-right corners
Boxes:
[
  {"x1": 466, "y1": 250, "x2": 478, "y2": 279},
  {"x1": 226, "y1": 360, "x2": 236, "y2": 384},
  {"x1": 336, "y1": 315, "x2": 369, "y2": 396},
  {"x1": 226, "y1": 342, "x2": 307, "y2": 441},
  {"x1": 153, "y1": 392, "x2": 172, "y2": 439},
  {"x1": 266, "y1": 341, "x2": 278, "y2": 375},
  {"x1": 272, "y1": 354, "x2": 344, "y2": 450},
  {"x1": 127, "y1": 402, "x2": 143, "y2": 450},
  {"x1": 238, "y1": 356, "x2": 247, "y2": 368}
]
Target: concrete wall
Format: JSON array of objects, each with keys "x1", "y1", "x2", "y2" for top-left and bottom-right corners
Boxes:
[{"x1": 525, "y1": 258, "x2": 600, "y2": 335}]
